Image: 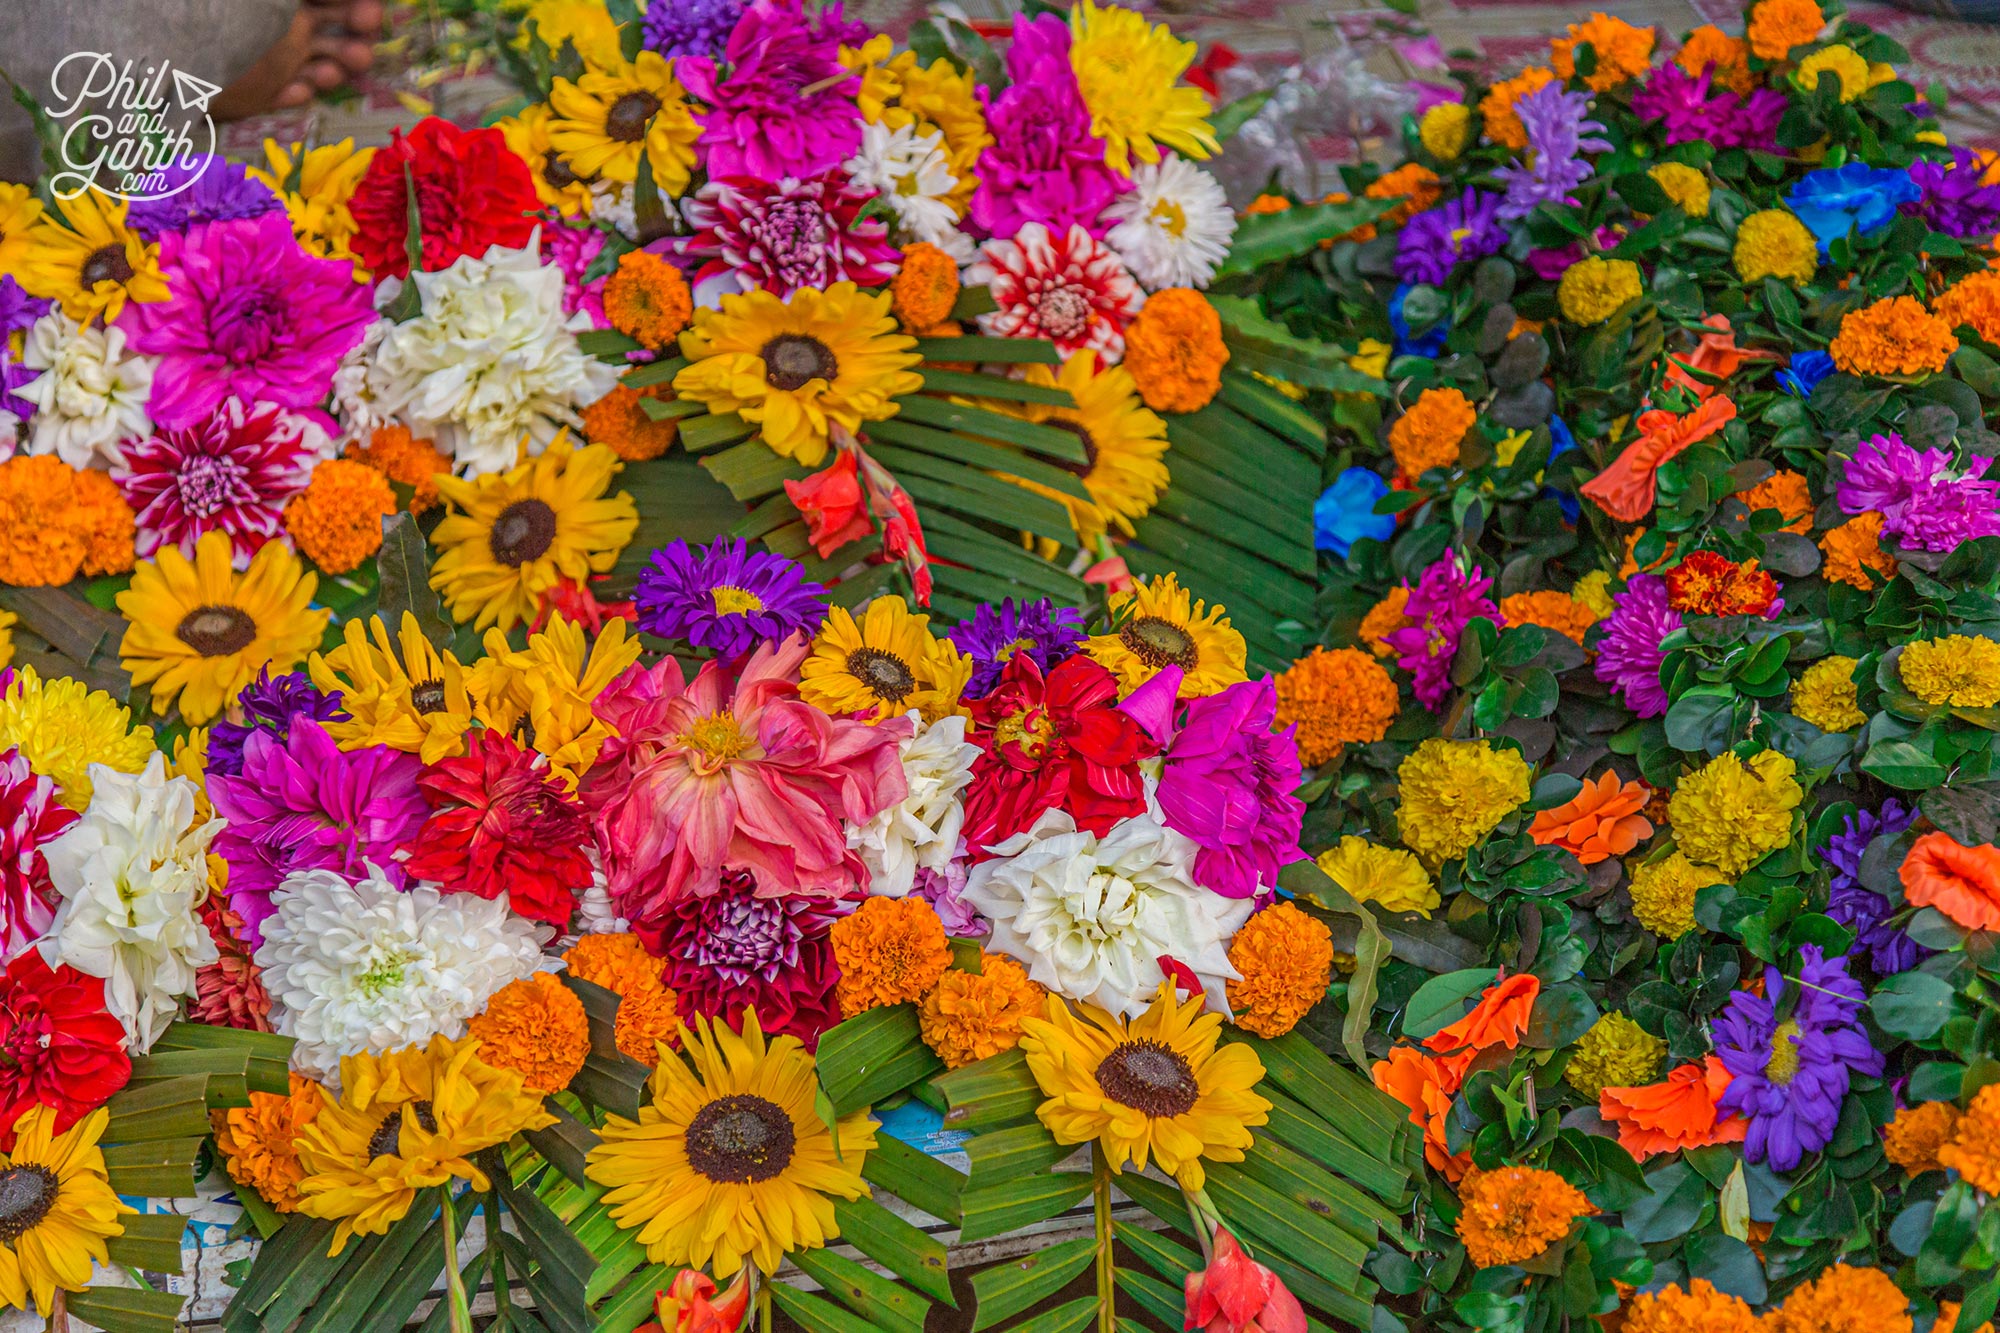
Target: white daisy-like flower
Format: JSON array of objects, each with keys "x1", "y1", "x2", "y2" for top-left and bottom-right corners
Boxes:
[
  {"x1": 1103, "y1": 155, "x2": 1239, "y2": 291},
  {"x1": 42, "y1": 755, "x2": 220, "y2": 1052},
  {"x1": 961, "y1": 807, "x2": 1253, "y2": 1017},
  {"x1": 851, "y1": 711, "x2": 979, "y2": 898},
  {"x1": 328, "y1": 316, "x2": 391, "y2": 444},
  {"x1": 366, "y1": 234, "x2": 622, "y2": 477},
  {"x1": 18, "y1": 310, "x2": 156, "y2": 468},
  {"x1": 844, "y1": 121, "x2": 967, "y2": 256}
]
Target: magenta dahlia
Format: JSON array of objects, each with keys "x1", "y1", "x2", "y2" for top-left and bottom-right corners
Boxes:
[
  {"x1": 967, "y1": 222, "x2": 1145, "y2": 362},
  {"x1": 0, "y1": 748, "x2": 76, "y2": 960},
  {"x1": 968, "y1": 13, "x2": 1128, "y2": 239},
  {"x1": 676, "y1": 0, "x2": 867, "y2": 181},
  {"x1": 680, "y1": 175, "x2": 900, "y2": 297}
]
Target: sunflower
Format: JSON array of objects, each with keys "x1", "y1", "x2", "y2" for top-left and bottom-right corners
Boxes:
[
  {"x1": 0, "y1": 183, "x2": 44, "y2": 276},
  {"x1": 307, "y1": 612, "x2": 479, "y2": 763},
  {"x1": 1019, "y1": 982, "x2": 1270, "y2": 1190},
  {"x1": 585, "y1": 1010, "x2": 876, "y2": 1278},
  {"x1": 14, "y1": 192, "x2": 169, "y2": 325},
  {"x1": 1004, "y1": 351, "x2": 1169, "y2": 551},
  {"x1": 429, "y1": 436, "x2": 639, "y2": 633},
  {"x1": 1084, "y1": 572, "x2": 1247, "y2": 700},
  {"x1": 800, "y1": 596, "x2": 972, "y2": 723},
  {"x1": 0, "y1": 1106, "x2": 133, "y2": 1316},
  {"x1": 497, "y1": 103, "x2": 598, "y2": 217},
  {"x1": 468, "y1": 613, "x2": 641, "y2": 784},
  {"x1": 294, "y1": 1036, "x2": 555, "y2": 1255},
  {"x1": 115, "y1": 531, "x2": 331, "y2": 725},
  {"x1": 548, "y1": 51, "x2": 701, "y2": 191},
  {"x1": 674, "y1": 283, "x2": 924, "y2": 467}
]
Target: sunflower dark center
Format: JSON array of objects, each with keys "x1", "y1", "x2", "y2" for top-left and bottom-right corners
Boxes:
[
  {"x1": 411, "y1": 679, "x2": 448, "y2": 714},
  {"x1": 0, "y1": 1165, "x2": 57, "y2": 1243},
  {"x1": 1050, "y1": 421, "x2": 1100, "y2": 479},
  {"x1": 761, "y1": 334, "x2": 838, "y2": 392},
  {"x1": 542, "y1": 149, "x2": 586, "y2": 189},
  {"x1": 367, "y1": 1100, "x2": 438, "y2": 1160},
  {"x1": 1119, "y1": 616, "x2": 1198, "y2": 671},
  {"x1": 1096, "y1": 1040, "x2": 1199, "y2": 1118},
  {"x1": 606, "y1": 91, "x2": 660, "y2": 142},
  {"x1": 176, "y1": 605, "x2": 258, "y2": 657},
  {"x1": 490, "y1": 499, "x2": 558, "y2": 565},
  {"x1": 80, "y1": 244, "x2": 134, "y2": 289},
  {"x1": 846, "y1": 646, "x2": 915, "y2": 702},
  {"x1": 685, "y1": 1093, "x2": 796, "y2": 1184}
]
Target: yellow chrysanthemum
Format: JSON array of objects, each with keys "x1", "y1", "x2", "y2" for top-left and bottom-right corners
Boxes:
[
  {"x1": 1900, "y1": 634, "x2": 2000, "y2": 707},
  {"x1": 1649, "y1": 162, "x2": 1712, "y2": 217},
  {"x1": 1558, "y1": 257, "x2": 1644, "y2": 326},
  {"x1": 249, "y1": 138, "x2": 376, "y2": 274},
  {"x1": 1794, "y1": 44, "x2": 1874, "y2": 102},
  {"x1": 586, "y1": 1010, "x2": 876, "y2": 1278},
  {"x1": 1086, "y1": 572, "x2": 1248, "y2": 701},
  {"x1": 800, "y1": 597, "x2": 971, "y2": 724},
  {"x1": 548, "y1": 51, "x2": 702, "y2": 191},
  {"x1": 1226, "y1": 902, "x2": 1334, "y2": 1038},
  {"x1": 115, "y1": 531, "x2": 329, "y2": 725},
  {"x1": 0, "y1": 183, "x2": 44, "y2": 275},
  {"x1": 0, "y1": 666, "x2": 154, "y2": 811},
  {"x1": 14, "y1": 192, "x2": 169, "y2": 324},
  {"x1": 1317, "y1": 836, "x2": 1440, "y2": 917},
  {"x1": 1349, "y1": 338, "x2": 1392, "y2": 381},
  {"x1": 1572, "y1": 570, "x2": 1616, "y2": 620},
  {"x1": 1020, "y1": 982, "x2": 1271, "y2": 1190},
  {"x1": 1394, "y1": 738, "x2": 1533, "y2": 867},
  {"x1": 1420, "y1": 103, "x2": 1475, "y2": 161},
  {"x1": 1005, "y1": 350, "x2": 1170, "y2": 550},
  {"x1": 429, "y1": 437, "x2": 639, "y2": 633},
  {"x1": 1667, "y1": 750, "x2": 1802, "y2": 878},
  {"x1": 1066, "y1": 0, "x2": 1219, "y2": 172},
  {"x1": 471, "y1": 612, "x2": 640, "y2": 784},
  {"x1": 846, "y1": 46, "x2": 992, "y2": 212},
  {"x1": 214, "y1": 1074, "x2": 324, "y2": 1212},
  {"x1": 0, "y1": 1107, "x2": 133, "y2": 1315},
  {"x1": 1734, "y1": 210, "x2": 1817, "y2": 285},
  {"x1": 308, "y1": 612, "x2": 478, "y2": 764},
  {"x1": 498, "y1": 103, "x2": 598, "y2": 217},
  {"x1": 1564, "y1": 1011, "x2": 1666, "y2": 1100},
  {"x1": 1627, "y1": 850, "x2": 1723, "y2": 940},
  {"x1": 515, "y1": 0, "x2": 623, "y2": 68},
  {"x1": 1792, "y1": 655, "x2": 1866, "y2": 733}
]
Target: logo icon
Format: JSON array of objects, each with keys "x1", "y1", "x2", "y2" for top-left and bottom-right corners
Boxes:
[{"x1": 44, "y1": 52, "x2": 218, "y2": 202}]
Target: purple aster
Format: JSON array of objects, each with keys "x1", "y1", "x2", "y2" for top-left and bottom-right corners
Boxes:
[
  {"x1": 208, "y1": 719, "x2": 426, "y2": 946},
  {"x1": 123, "y1": 155, "x2": 279, "y2": 240},
  {"x1": 644, "y1": 0, "x2": 745, "y2": 60},
  {"x1": 676, "y1": 0, "x2": 867, "y2": 181},
  {"x1": 968, "y1": 14, "x2": 1131, "y2": 239},
  {"x1": 915, "y1": 861, "x2": 985, "y2": 937},
  {"x1": 1394, "y1": 188, "x2": 1508, "y2": 286},
  {"x1": 1836, "y1": 431, "x2": 2000, "y2": 553},
  {"x1": 1713, "y1": 946, "x2": 1884, "y2": 1172},
  {"x1": 0, "y1": 277, "x2": 47, "y2": 338},
  {"x1": 1593, "y1": 573, "x2": 1681, "y2": 719},
  {"x1": 1822, "y1": 799, "x2": 1928, "y2": 974},
  {"x1": 205, "y1": 668, "x2": 347, "y2": 777},
  {"x1": 1495, "y1": 82, "x2": 1609, "y2": 221},
  {"x1": 633, "y1": 536, "x2": 827, "y2": 657},
  {"x1": 950, "y1": 598, "x2": 1087, "y2": 698},
  {"x1": 1908, "y1": 148, "x2": 2000, "y2": 239},
  {"x1": 638, "y1": 869, "x2": 842, "y2": 1048},
  {"x1": 1382, "y1": 555, "x2": 1501, "y2": 710}
]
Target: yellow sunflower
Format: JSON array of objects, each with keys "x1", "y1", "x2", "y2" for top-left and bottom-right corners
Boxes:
[
  {"x1": 14, "y1": 192, "x2": 169, "y2": 324},
  {"x1": 249, "y1": 138, "x2": 377, "y2": 274},
  {"x1": 115, "y1": 531, "x2": 330, "y2": 725},
  {"x1": 585, "y1": 1010, "x2": 876, "y2": 1279},
  {"x1": 515, "y1": 0, "x2": 624, "y2": 68},
  {"x1": 1019, "y1": 982, "x2": 1270, "y2": 1190},
  {"x1": 0, "y1": 1106, "x2": 133, "y2": 1316},
  {"x1": 0, "y1": 666, "x2": 154, "y2": 811},
  {"x1": 674, "y1": 283, "x2": 925, "y2": 467},
  {"x1": 1085, "y1": 572, "x2": 1247, "y2": 700},
  {"x1": 1005, "y1": 350, "x2": 1169, "y2": 551},
  {"x1": 548, "y1": 51, "x2": 702, "y2": 192},
  {"x1": 1067, "y1": 0, "x2": 1220, "y2": 172},
  {"x1": 307, "y1": 612, "x2": 478, "y2": 764},
  {"x1": 498, "y1": 103, "x2": 598, "y2": 218},
  {"x1": 294, "y1": 1036, "x2": 556, "y2": 1256},
  {"x1": 800, "y1": 597, "x2": 972, "y2": 723},
  {"x1": 429, "y1": 437, "x2": 639, "y2": 633},
  {"x1": 0, "y1": 183, "x2": 44, "y2": 276},
  {"x1": 468, "y1": 613, "x2": 641, "y2": 785}
]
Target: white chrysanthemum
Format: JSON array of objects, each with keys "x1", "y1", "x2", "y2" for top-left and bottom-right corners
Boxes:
[
  {"x1": 962, "y1": 808, "x2": 1252, "y2": 1017},
  {"x1": 1103, "y1": 154, "x2": 1238, "y2": 291},
  {"x1": 18, "y1": 310, "x2": 156, "y2": 468},
  {"x1": 365, "y1": 235, "x2": 622, "y2": 477},
  {"x1": 328, "y1": 316, "x2": 391, "y2": 443},
  {"x1": 851, "y1": 712, "x2": 978, "y2": 898},
  {"x1": 589, "y1": 179, "x2": 639, "y2": 241},
  {"x1": 43, "y1": 755, "x2": 219, "y2": 1052},
  {"x1": 844, "y1": 122, "x2": 970, "y2": 258},
  {"x1": 255, "y1": 865, "x2": 554, "y2": 1079},
  {"x1": 572, "y1": 849, "x2": 629, "y2": 936}
]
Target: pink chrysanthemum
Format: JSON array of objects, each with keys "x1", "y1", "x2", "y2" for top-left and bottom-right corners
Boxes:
[
  {"x1": 0, "y1": 747, "x2": 76, "y2": 960},
  {"x1": 680, "y1": 175, "x2": 900, "y2": 298},
  {"x1": 967, "y1": 222, "x2": 1145, "y2": 362},
  {"x1": 112, "y1": 397, "x2": 332, "y2": 566},
  {"x1": 676, "y1": 0, "x2": 867, "y2": 181}
]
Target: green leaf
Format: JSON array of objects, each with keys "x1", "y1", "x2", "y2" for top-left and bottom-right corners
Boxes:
[
  {"x1": 770, "y1": 1285, "x2": 882, "y2": 1333},
  {"x1": 817, "y1": 1004, "x2": 943, "y2": 1115},
  {"x1": 893, "y1": 395, "x2": 1089, "y2": 464},
  {"x1": 956, "y1": 1170, "x2": 1094, "y2": 1243},
  {"x1": 964, "y1": 1121, "x2": 1067, "y2": 1193},
  {"x1": 1623, "y1": 1161, "x2": 1708, "y2": 1243},
  {"x1": 106, "y1": 1212, "x2": 193, "y2": 1273},
  {"x1": 861, "y1": 1132, "x2": 964, "y2": 1225},
  {"x1": 1001, "y1": 1295, "x2": 1099, "y2": 1333},
  {"x1": 913, "y1": 334, "x2": 1057, "y2": 364},
  {"x1": 935, "y1": 1048, "x2": 1043, "y2": 1133},
  {"x1": 1400, "y1": 968, "x2": 1500, "y2": 1040},
  {"x1": 790, "y1": 1247, "x2": 931, "y2": 1333},
  {"x1": 1210, "y1": 88, "x2": 1275, "y2": 142},
  {"x1": 379, "y1": 513, "x2": 456, "y2": 652},
  {"x1": 1870, "y1": 970, "x2": 1957, "y2": 1041},
  {"x1": 1860, "y1": 738, "x2": 1950, "y2": 790},
  {"x1": 1207, "y1": 296, "x2": 1391, "y2": 394},
  {"x1": 68, "y1": 1285, "x2": 188, "y2": 1333},
  {"x1": 917, "y1": 367, "x2": 1074, "y2": 406},
  {"x1": 831, "y1": 1197, "x2": 957, "y2": 1306},
  {"x1": 1521, "y1": 983, "x2": 1600, "y2": 1048},
  {"x1": 1217, "y1": 198, "x2": 1398, "y2": 275},
  {"x1": 968, "y1": 1235, "x2": 1096, "y2": 1330}
]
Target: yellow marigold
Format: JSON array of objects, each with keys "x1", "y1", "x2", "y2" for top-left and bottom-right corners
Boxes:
[
  {"x1": 346, "y1": 425, "x2": 452, "y2": 514},
  {"x1": 1676, "y1": 26, "x2": 1754, "y2": 94},
  {"x1": 1499, "y1": 590, "x2": 1600, "y2": 645},
  {"x1": 1901, "y1": 634, "x2": 2000, "y2": 707},
  {"x1": 1668, "y1": 750, "x2": 1802, "y2": 877},
  {"x1": 1349, "y1": 339, "x2": 1392, "y2": 381},
  {"x1": 1389, "y1": 387, "x2": 1476, "y2": 478},
  {"x1": 1564, "y1": 1011, "x2": 1666, "y2": 1100},
  {"x1": 1551, "y1": 13, "x2": 1656, "y2": 92},
  {"x1": 1619, "y1": 1280, "x2": 1761, "y2": 1333},
  {"x1": 1359, "y1": 586, "x2": 1412, "y2": 658},
  {"x1": 1737, "y1": 469, "x2": 1813, "y2": 534},
  {"x1": 1123, "y1": 289, "x2": 1229, "y2": 414},
  {"x1": 1935, "y1": 269, "x2": 2000, "y2": 343},
  {"x1": 1456, "y1": 1165, "x2": 1595, "y2": 1268},
  {"x1": 1395, "y1": 738, "x2": 1533, "y2": 867},
  {"x1": 1226, "y1": 902, "x2": 1333, "y2": 1038},
  {"x1": 603, "y1": 249, "x2": 694, "y2": 351},
  {"x1": 1734, "y1": 210, "x2": 1817, "y2": 286},
  {"x1": 1629, "y1": 850, "x2": 1725, "y2": 939},
  {"x1": 831, "y1": 896, "x2": 951, "y2": 1017},
  {"x1": 467, "y1": 972, "x2": 591, "y2": 1094},
  {"x1": 284, "y1": 459, "x2": 396, "y2": 576},
  {"x1": 214, "y1": 1074, "x2": 323, "y2": 1212},
  {"x1": 1572, "y1": 570, "x2": 1616, "y2": 620},
  {"x1": 1820, "y1": 511, "x2": 1895, "y2": 590},
  {"x1": 1765, "y1": 1264, "x2": 1911, "y2": 1333},
  {"x1": 1558, "y1": 257, "x2": 1644, "y2": 326},
  {"x1": 1830, "y1": 296, "x2": 1959, "y2": 377},
  {"x1": 1274, "y1": 646, "x2": 1400, "y2": 765},
  {"x1": 1792, "y1": 656, "x2": 1865, "y2": 733},
  {"x1": 581, "y1": 384, "x2": 678, "y2": 462},
  {"x1": 1938, "y1": 1080, "x2": 2000, "y2": 1194},
  {"x1": 891, "y1": 242, "x2": 960, "y2": 332},
  {"x1": 1883, "y1": 1100, "x2": 1961, "y2": 1176},
  {"x1": 1480, "y1": 66, "x2": 1557, "y2": 153},
  {"x1": 1365, "y1": 163, "x2": 1444, "y2": 231},
  {"x1": 920, "y1": 954, "x2": 1044, "y2": 1069},
  {"x1": 1747, "y1": 0, "x2": 1825, "y2": 60},
  {"x1": 1649, "y1": 162, "x2": 1712, "y2": 218},
  {"x1": 0, "y1": 608, "x2": 14, "y2": 673},
  {"x1": 563, "y1": 932, "x2": 681, "y2": 1065},
  {"x1": 1420, "y1": 103, "x2": 1475, "y2": 161},
  {"x1": 1317, "y1": 836, "x2": 1439, "y2": 916},
  {"x1": 1795, "y1": 43, "x2": 1872, "y2": 101}
]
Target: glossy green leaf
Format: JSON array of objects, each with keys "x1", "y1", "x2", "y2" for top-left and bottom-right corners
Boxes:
[{"x1": 791, "y1": 1247, "x2": 931, "y2": 1333}]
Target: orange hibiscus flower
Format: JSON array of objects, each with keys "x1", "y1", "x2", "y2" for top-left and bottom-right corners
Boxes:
[
  {"x1": 1425, "y1": 972, "x2": 1541, "y2": 1059},
  {"x1": 1662, "y1": 314, "x2": 1779, "y2": 401},
  {"x1": 1901, "y1": 832, "x2": 2000, "y2": 932},
  {"x1": 1599, "y1": 1057, "x2": 1748, "y2": 1161},
  {"x1": 1529, "y1": 772, "x2": 1654, "y2": 864},
  {"x1": 1372, "y1": 1045, "x2": 1472, "y2": 1180},
  {"x1": 1580, "y1": 396, "x2": 1738, "y2": 523}
]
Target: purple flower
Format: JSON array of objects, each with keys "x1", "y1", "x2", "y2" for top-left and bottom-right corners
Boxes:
[
  {"x1": 1836, "y1": 432, "x2": 2000, "y2": 553},
  {"x1": 633, "y1": 536, "x2": 827, "y2": 657},
  {"x1": 644, "y1": 0, "x2": 744, "y2": 60},
  {"x1": 123, "y1": 156, "x2": 280, "y2": 239},
  {"x1": 1382, "y1": 555, "x2": 1500, "y2": 710},
  {"x1": 205, "y1": 669, "x2": 347, "y2": 777},
  {"x1": 1714, "y1": 946, "x2": 1884, "y2": 1172},
  {"x1": 208, "y1": 719, "x2": 427, "y2": 945},
  {"x1": 638, "y1": 869, "x2": 842, "y2": 1048},
  {"x1": 0, "y1": 277, "x2": 47, "y2": 338},
  {"x1": 1908, "y1": 148, "x2": 2000, "y2": 239},
  {"x1": 1395, "y1": 188, "x2": 1508, "y2": 286},
  {"x1": 1593, "y1": 573, "x2": 1681, "y2": 718},
  {"x1": 1630, "y1": 63, "x2": 1786, "y2": 151},
  {"x1": 1495, "y1": 82, "x2": 1609, "y2": 221},
  {"x1": 677, "y1": 0, "x2": 866, "y2": 181},
  {"x1": 1823, "y1": 799, "x2": 1928, "y2": 974},
  {"x1": 915, "y1": 861, "x2": 986, "y2": 936},
  {"x1": 950, "y1": 598, "x2": 1087, "y2": 698},
  {"x1": 968, "y1": 14, "x2": 1131, "y2": 239}
]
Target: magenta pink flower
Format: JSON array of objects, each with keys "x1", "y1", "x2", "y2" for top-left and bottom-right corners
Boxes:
[
  {"x1": 967, "y1": 223, "x2": 1145, "y2": 362},
  {"x1": 680, "y1": 176, "x2": 900, "y2": 298},
  {"x1": 543, "y1": 223, "x2": 609, "y2": 329},
  {"x1": 677, "y1": 0, "x2": 866, "y2": 181},
  {"x1": 968, "y1": 13, "x2": 1129, "y2": 238},
  {"x1": 0, "y1": 748, "x2": 76, "y2": 960},
  {"x1": 1383, "y1": 555, "x2": 1501, "y2": 710}
]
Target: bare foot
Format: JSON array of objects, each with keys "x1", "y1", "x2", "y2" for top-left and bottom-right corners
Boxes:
[{"x1": 208, "y1": 0, "x2": 381, "y2": 118}]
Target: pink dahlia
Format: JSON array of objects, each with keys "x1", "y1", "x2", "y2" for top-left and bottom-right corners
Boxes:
[
  {"x1": 969, "y1": 13, "x2": 1129, "y2": 239},
  {"x1": 0, "y1": 747, "x2": 76, "y2": 960},
  {"x1": 680, "y1": 176, "x2": 900, "y2": 298},
  {"x1": 112, "y1": 397, "x2": 331, "y2": 566},
  {"x1": 967, "y1": 223, "x2": 1145, "y2": 362},
  {"x1": 677, "y1": 0, "x2": 867, "y2": 181},
  {"x1": 121, "y1": 213, "x2": 374, "y2": 430},
  {"x1": 583, "y1": 633, "x2": 912, "y2": 921}
]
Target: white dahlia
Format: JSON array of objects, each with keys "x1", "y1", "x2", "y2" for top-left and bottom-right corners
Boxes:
[
  {"x1": 18, "y1": 310, "x2": 156, "y2": 468},
  {"x1": 1104, "y1": 155, "x2": 1238, "y2": 291},
  {"x1": 851, "y1": 712, "x2": 979, "y2": 898}
]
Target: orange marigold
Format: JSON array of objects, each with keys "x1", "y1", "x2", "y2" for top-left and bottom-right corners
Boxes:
[
  {"x1": 70, "y1": 467, "x2": 137, "y2": 576},
  {"x1": 1455, "y1": 1165, "x2": 1595, "y2": 1268},
  {"x1": 1479, "y1": 66, "x2": 1557, "y2": 153},
  {"x1": 892, "y1": 241, "x2": 961, "y2": 332},
  {"x1": 1244, "y1": 194, "x2": 1293, "y2": 216},
  {"x1": 1935, "y1": 269, "x2": 2000, "y2": 343},
  {"x1": 0, "y1": 455, "x2": 132, "y2": 585},
  {"x1": 582, "y1": 383, "x2": 679, "y2": 461},
  {"x1": 1551, "y1": 13, "x2": 1657, "y2": 92},
  {"x1": 1618, "y1": 1280, "x2": 1760, "y2": 1333},
  {"x1": 603, "y1": 249, "x2": 694, "y2": 350},
  {"x1": 1747, "y1": 0, "x2": 1826, "y2": 60},
  {"x1": 1737, "y1": 469, "x2": 1813, "y2": 534},
  {"x1": 1676, "y1": 25, "x2": 1754, "y2": 94},
  {"x1": 1938, "y1": 1302, "x2": 1998, "y2": 1333},
  {"x1": 1819, "y1": 511, "x2": 1895, "y2": 590},
  {"x1": 285, "y1": 458, "x2": 396, "y2": 575},
  {"x1": 466, "y1": 972, "x2": 591, "y2": 1093},
  {"x1": 1226, "y1": 901, "x2": 1333, "y2": 1037},
  {"x1": 213, "y1": 1074, "x2": 323, "y2": 1212},
  {"x1": 564, "y1": 931, "x2": 681, "y2": 1065},
  {"x1": 346, "y1": 424, "x2": 452, "y2": 514},
  {"x1": 1664, "y1": 549, "x2": 1780, "y2": 617},
  {"x1": 1365, "y1": 163, "x2": 1443, "y2": 230},
  {"x1": 1124, "y1": 289, "x2": 1229, "y2": 414},
  {"x1": 1499, "y1": 590, "x2": 1599, "y2": 645},
  {"x1": 919, "y1": 953, "x2": 1044, "y2": 1069},
  {"x1": 1883, "y1": 1100, "x2": 1961, "y2": 1176},
  {"x1": 832, "y1": 895, "x2": 951, "y2": 1017},
  {"x1": 1829, "y1": 296, "x2": 1958, "y2": 378},
  {"x1": 1274, "y1": 646, "x2": 1400, "y2": 765},
  {"x1": 1939, "y1": 1081, "x2": 2000, "y2": 1193},
  {"x1": 1359, "y1": 586, "x2": 1413, "y2": 658},
  {"x1": 1389, "y1": 386, "x2": 1475, "y2": 479},
  {"x1": 1529, "y1": 771, "x2": 1653, "y2": 864},
  {"x1": 1764, "y1": 1264, "x2": 1911, "y2": 1333}
]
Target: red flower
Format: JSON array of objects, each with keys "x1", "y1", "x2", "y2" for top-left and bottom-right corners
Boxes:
[
  {"x1": 784, "y1": 451, "x2": 871, "y2": 558},
  {"x1": 0, "y1": 748, "x2": 75, "y2": 959},
  {"x1": 350, "y1": 117, "x2": 542, "y2": 280},
  {"x1": 0, "y1": 950, "x2": 131, "y2": 1149},
  {"x1": 962, "y1": 653, "x2": 1154, "y2": 854},
  {"x1": 534, "y1": 575, "x2": 636, "y2": 635},
  {"x1": 1664, "y1": 549, "x2": 1780, "y2": 617},
  {"x1": 1184, "y1": 1228, "x2": 1307, "y2": 1333},
  {"x1": 402, "y1": 730, "x2": 596, "y2": 926},
  {"x1": 192, "y1": 898, "x2": 273, "y2": 1031},
  {"x1": 640, "y1": 1270, "x2": 750, "y2": 1333}
]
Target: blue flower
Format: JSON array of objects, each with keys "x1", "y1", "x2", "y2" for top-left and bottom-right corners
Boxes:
[
  {"x1": 1389, "y1": 284, "x2": 1449, "y2": 359},
  {"x1": 1776, "y1": 349, "x2": 1836, "y2": 397},
  {"x1": 1785, "y1": 164, "x2": 1922, "y2": 254},
  {"x1": 1548, "y1": 414, "x2": 1577, "y2": 461},
  {"x1": 1314, "y1": 468, "x2": 1396, "y2": 556}
]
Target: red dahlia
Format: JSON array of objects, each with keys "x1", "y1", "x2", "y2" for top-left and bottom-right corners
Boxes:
[
  {"x1": 191, "y1": 898, "x2": 273, "y2": 1031},
  {"x1": 0, "y1": 950, "x2": 131, "y2": 1148},
  {"x1": 349, "y1": 117, "x2": 543, "y2": 280}
]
